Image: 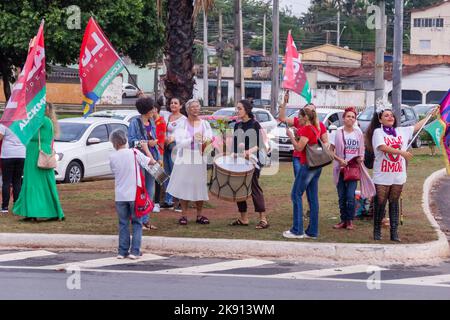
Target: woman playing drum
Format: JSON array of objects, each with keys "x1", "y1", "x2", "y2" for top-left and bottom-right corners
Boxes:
[{"x1": 230, "y1": 100, "x2": 268, "y2": 229}]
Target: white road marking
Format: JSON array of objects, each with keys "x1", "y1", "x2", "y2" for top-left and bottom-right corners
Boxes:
[
  {"x1": 384, "y1": 274, "x2": 450, "y2": 287},
  {"x1": 1, "y1": 252, "x2": 449, "y2": 289},
  {"x1": 160, "y1": 259, "x2": 274, "y2": 274},
  {"x1": 272, "y1": 265, "x2": 389, "y2": 279},
  {"x1": 0, "y1": 250, "x2": 56, "y2": 262},
  {"x1": 45, "y1": 253, "x2": 167, "y2": 270}
]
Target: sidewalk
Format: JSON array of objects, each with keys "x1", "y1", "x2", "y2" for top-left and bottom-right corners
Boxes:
[{"x1": 0, "y1": 169, "x2": 449, "y2": 266}]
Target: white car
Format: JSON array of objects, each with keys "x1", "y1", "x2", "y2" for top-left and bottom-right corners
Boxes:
[
  {"x1": 90, "y1": 109, "x2": 171, "y2": 123},
  {"x1": 212, "y1": 107, "x2": 278, "y2": 134},
  {"x1": 122, "y1": 83, "x2": 139, "y2": 98},
  {"x1": 54, "y1": 117, "x2": 129, "y2": 183},
  {"x1": 271, "y1": 108, "x2": 345, "y2": 157}
]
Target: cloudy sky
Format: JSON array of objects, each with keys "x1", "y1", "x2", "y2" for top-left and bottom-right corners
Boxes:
[{"x1": 281, "y1": 0, "x2": 311, "y2": 17}]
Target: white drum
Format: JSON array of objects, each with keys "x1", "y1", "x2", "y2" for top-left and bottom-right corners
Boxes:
[{"x1": 209, "y1": 155, "x2": 255, "y2": 202}]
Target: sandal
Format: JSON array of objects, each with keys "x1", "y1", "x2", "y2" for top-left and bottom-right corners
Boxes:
[
  {"x1": 229, "y1": 219, "x2": 249, "y2": 226},
  {"x1": 178, "y1": 216, "x2": 188, "y2": 226},
  {"x1": 196, "y1": 216, "x2": 210, "y2": 225},
  {"x1": 255, "y1": 220, "x2": 270, "y2": 229}
]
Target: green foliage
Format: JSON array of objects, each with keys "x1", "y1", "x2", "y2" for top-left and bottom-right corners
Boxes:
[
  {"x1": 194, "y1": 0, "x2": 303, "y2": 55},
  {"x1": 0, "y1": 0, "x2": 165, "y2": 97}
]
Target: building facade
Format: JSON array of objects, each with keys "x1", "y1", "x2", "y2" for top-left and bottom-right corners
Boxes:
[{"x1": 410, "y1": 1, "x2": 450, "y2": 55}]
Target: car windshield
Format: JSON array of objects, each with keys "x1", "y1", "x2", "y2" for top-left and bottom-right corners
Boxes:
[
  {"x1": 287, "y1": 111, "x2": 326, "y2": 122},
  {"x1": 414, "y1": 105, "x2": 433, "y2": 115},
  {"x1": 56, "y1": 122, "x2": 90, "y2": 142},
  {"x1": 358, "y1": 108, "x2": 376, "y2": 121},
  {"x1": 213, "y1": 110, "x2": 236, "y2": 117},
  {"x1": 90, "y1": 113, "x2": 126, "y2": 120}
]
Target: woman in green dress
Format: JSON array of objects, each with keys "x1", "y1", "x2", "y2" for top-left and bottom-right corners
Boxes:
[{"x1": 13, "y1": 103, "x2": 64, "y2": 221}]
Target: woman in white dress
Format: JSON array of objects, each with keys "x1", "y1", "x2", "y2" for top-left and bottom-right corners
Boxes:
[
  {"x1": 167, "y1": 99, "x2": 213, "y2": 225},
  {"x1": 162, "y1": 97, "x2": 187, "y2": 211}
]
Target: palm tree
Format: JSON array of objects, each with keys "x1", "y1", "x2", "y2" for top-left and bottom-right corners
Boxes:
[{"x1": 164, "y1": 0, "x2": 215, "y2": 105}]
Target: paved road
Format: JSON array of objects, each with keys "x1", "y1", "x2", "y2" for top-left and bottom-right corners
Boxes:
[
  {"x1": 1, "y1": 249, "x2": 450, "y2": 300},
  {"x1": 431, "y1": 175, "x2": 450, "y2": 240}
]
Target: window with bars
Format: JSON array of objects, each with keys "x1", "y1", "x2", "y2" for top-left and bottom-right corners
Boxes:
[{"x1": 414, "y1": 18, "x2": 444, "y2": 28}]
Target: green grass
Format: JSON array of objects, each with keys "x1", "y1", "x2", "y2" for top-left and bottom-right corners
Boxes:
[{"x1": 0, "y1": 148, "x2": 443, "y2": 244}]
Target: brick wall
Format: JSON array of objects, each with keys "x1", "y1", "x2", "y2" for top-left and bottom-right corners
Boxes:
[{"x1": 0, "y1": 81, "x2": 83, "y2": 104}]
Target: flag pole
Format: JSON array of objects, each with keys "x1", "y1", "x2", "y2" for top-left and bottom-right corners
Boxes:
[
  {"x1": 120, "y1": 61, "x2": 142, "y2": 92},
  {"x1": 406, "y1": 110, "x2": 435, "y2": 150},
  {"x1": 89, "y1": 15, "x2": 142, "y2": 93}
]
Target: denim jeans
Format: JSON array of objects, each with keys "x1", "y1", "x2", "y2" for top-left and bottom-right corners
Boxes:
[
  {"x1": 292, "y1": 157, "x2": 301, "y2": 177},
  {"x1": 336, "y1": 173, "x2": 358, "y2": 222},
  {"x1": 115, "y1": 201, "x2": 142, "y2": 256},
  {"x1": 163, "y1": 144, "x2": 175, "y2": 205},
  {"x1": 290, "y1": 163, "x2": 322, "y2": 237},
  {"x1": 141, "y1": 170, "x2": 155, "y2": 224}
]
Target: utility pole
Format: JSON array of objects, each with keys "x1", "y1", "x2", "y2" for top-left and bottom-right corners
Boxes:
[
  {"x1": 392, "y1": 0, "x2": 403, "y2": 122},
  {"x1": 234, "y1": 0, "x2": 243, "y2": 103},
  {"x1": 324, "y1": 30, "x2": 331, "y2": 44},
  {"x1": 153, "y1": 57, "x2": 159, "y2": 97},
  {"x1": 374, "y1": 0, "x2": 386, "y2": 112},
  {"x1": 337, "y1": 10, "x2": 341, "y2": 47},
  {"x1": 216, "y1": 11, "x2": 223, "y2": 107},
  {"x1": 263, "y1": 13, "x2": 266, "y2": 56},
  {"x1": 270, "y1": 0, "x2": 279, "y2": 116},
  {"x1": 240, "y1": 6, "x2": 245, "y2": 100},
  {"x1": 203, "y1": 9, "x2": 209, "y2": 107}
]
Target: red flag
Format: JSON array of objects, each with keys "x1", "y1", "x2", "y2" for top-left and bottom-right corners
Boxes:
[
  {"x1": 282, "y1": 31, "x2": 311, "y2": 103},
  {"x1": 0, "y1": 21, "x2": 46, "y2": 145},
  {"x1": 79, "y1": 17, "x2": 124, "y2": 117}
]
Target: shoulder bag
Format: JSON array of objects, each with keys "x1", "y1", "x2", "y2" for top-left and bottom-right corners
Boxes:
[
  {"x1": 305, "y1": 126, "x2": 334, "y2": 169},
  {"x1": 134, "y1": 151, "x2": 154, "y2": 218},
  {"x1": 341, "y1": 130, "x2": 361, "y2": 182},
  {"x1": 37, "y1": 130, "x2": 57, "y2": 169}
]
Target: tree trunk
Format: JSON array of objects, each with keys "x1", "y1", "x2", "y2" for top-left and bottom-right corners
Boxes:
[
  {"x1": 164, "y1": 0, "x2": 195, "y2": 105},
  {"x1": 0, "y1": 59, "x2": 12, "y2": 102}
]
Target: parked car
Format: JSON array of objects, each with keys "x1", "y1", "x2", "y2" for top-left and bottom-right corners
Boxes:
[
  {"x1": 90, "y1": 109, "x2": 170, "y2": 123},
  {"x1": 122, "y1": 83, "x2": 139, "y2": 98},
  {"x1": 212, "y1": 107, "x2": 278, "y2": 134},
  {"x1": 275, "y1": 104, "x2": 304, "y2": 119},
  {"x1": 414, "y1": 104, "x2": 437, "y2": 117},
  {"x1": 357, "y1": 104, "x2": 422, "y2": 147},
  {"x1": 270, "y1": 108, "x2": 345, "y2": 157},
  {"x1": 252, "y1": 99, "x2": 271, "y2": 108},
  {"x1": 54, "y1": 117, "x2": 129, "y2": 183}
]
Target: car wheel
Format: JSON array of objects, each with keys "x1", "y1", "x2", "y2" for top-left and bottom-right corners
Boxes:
[
  {"x1": 412, "y1": 136, "x2": 422, "y2": 148},
  {"x1": 122, "y1": 93, "x2": 126, "y2": 98},
  {"x1": 64, "y1": 161, "x2": 83, "y2": 184}
]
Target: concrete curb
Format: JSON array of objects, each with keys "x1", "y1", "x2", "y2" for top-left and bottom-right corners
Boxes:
[{"x1": 0, "y1": 170, "x2": 449, "y2": 266}]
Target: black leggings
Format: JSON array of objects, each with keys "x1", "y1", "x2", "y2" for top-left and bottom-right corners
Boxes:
[
  {"x1": 1, "y1": 158, "x2": 25, "y2": 209},
  {"x1": 237, "y1": 169, "x2": 266, "y2": 213},
  {"x1": 374, "y1": 184, "x2": 403, "y2": 234},
  {"x1": 154, "y1": 182, "x2": 161, "y2": 205}
]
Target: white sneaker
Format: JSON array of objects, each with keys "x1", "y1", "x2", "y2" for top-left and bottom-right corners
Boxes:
[
  {"x1": 152, "y1": 204, "x2": 160, "y2": 213},
  {"x1": 304, "y1": 234, "x2": 318, "y2": 240},
  {"x1": 117, "y1": 255, "x2": 125, "y2": 259},
  {"x1": 1, "y1": 208, "x2": 8, "y2": 214},
  {"x1": 283, "y1": 230, "x2": 307, "y2": 239},
  {"x1": 128, "y1": 254, "x2": 139, "y2": 260}
]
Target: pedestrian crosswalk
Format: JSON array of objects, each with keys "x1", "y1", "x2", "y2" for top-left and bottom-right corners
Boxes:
[
  {"x1": 0, "y1": 250, "x2": 56, "y2": 262},
  {"x1": 48, "y1": 253, "x2": 167, "y2": 270},
  {"x1": 0, "y1": 250, "x2": 450, "y2": 288}
]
